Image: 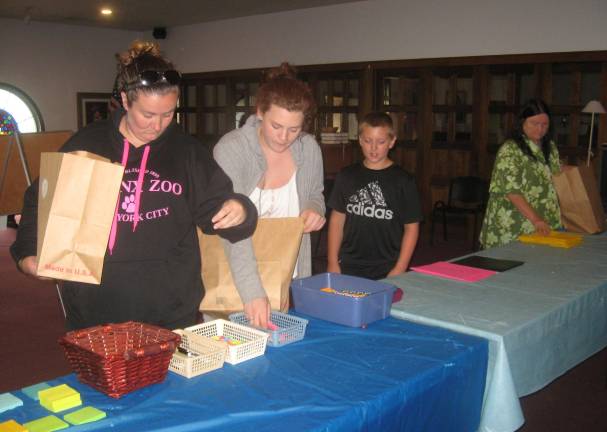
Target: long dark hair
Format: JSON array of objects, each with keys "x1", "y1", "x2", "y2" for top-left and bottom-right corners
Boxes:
[{"x1": 511, "y1": 98, "x2": 553, "y2": 164}]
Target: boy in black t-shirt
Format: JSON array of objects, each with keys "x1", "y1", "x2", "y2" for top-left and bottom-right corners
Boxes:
[{"x1": 327, "y1": 112, "x2": 422, "y2": 280}]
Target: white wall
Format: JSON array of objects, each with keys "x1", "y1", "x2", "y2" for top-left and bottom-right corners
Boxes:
[
  {"x1": 163, "y1": 0, "x2": 607, "y2": 73},
  {"x1": 0, "y1": 18, "x2": 141, "y2": 131},
  {"x1": 2, "y1": 0, "x2": 606, "y2": 131}
]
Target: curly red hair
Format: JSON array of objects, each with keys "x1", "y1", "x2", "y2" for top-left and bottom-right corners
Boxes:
[{"x1": 256, "y1": 63, "x2": 316, "y2": 131}]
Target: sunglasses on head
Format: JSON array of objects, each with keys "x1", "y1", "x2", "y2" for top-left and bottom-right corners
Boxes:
[{"x1": 127, "y1": 69, "x2": 181, "y2": 89}]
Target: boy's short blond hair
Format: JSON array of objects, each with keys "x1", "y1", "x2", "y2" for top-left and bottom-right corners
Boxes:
[{"x1": 359, "y1": 112, "x2": 396, "y2": 139}]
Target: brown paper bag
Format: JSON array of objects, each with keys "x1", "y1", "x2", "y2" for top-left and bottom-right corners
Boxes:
[
  {"x1": 553, "y1": 164, "x2": 606, "y2": 234},
  {"x1": 199, "y1": 217, "x2": 304, "y2": 315},
  {"x1": 36, "y1": 151, "x2": 125, "y2": 283}
]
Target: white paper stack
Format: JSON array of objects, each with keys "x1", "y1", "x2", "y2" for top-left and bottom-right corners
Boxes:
[{"x1": 320, "y1": 132, "x2": 349, "y2": 144}]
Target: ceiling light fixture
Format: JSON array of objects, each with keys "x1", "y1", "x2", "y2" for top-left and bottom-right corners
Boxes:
[{"x1": 100, "y1": 8, "x2": 113, "y2": 16}]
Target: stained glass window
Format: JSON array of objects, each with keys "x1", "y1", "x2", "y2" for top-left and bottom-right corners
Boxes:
[
  {"x1": 0, "y1": 109, "x2": 16, "y2": 135},
  {"x1": 0, "y1": 85, "x2": 43, "y2": 133}
]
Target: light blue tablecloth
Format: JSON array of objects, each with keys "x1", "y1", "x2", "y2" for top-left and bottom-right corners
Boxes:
[
  {"x1": 388, "y1": 234, "x2": 607, "y2": 432},
  {"x1": 0, "y1": 316, "x2": 488, "y2": 432}
]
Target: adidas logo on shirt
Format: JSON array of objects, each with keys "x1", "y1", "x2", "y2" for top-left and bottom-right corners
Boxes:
[
  {"x1": 346, "y1": 203, "x2": 393, "y2": 219},
  {"x1": 346, "y1": 181, "x2": 393, "y2": 220}
]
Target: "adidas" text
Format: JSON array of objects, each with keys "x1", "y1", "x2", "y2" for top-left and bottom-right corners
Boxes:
[{"x1": 346, "y1": 203, "x2": 393, "y2": 219}]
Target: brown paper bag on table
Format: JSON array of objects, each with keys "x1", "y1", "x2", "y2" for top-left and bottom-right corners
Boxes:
[
  {"x1": 199, "y1": 217, "x2": 304, "y2": 316},
  {"x1": 36, "y1": 151, "x2": 125, "y2": 284},
  {"x1": 552, "y1": 164, "x2": 606, "y2": 234}
]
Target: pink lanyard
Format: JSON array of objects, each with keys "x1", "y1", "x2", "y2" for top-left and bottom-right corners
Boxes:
[{"x1": 108, "y1": 139, "x2": 149, "y2": 254}]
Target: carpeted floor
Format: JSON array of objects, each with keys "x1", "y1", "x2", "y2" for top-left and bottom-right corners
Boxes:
[
  {"x1": 1, "y1": 224, "x2": 606, "y2": 431},
  {"x1": 0, "y1": 228, "x2": 71, "y2": 391}
]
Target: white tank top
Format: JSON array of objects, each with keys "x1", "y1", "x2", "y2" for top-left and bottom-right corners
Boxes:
[
  {"x1": 250, "y1": 172, "x2": 300, "y2": 219},
  {"x1": 249, "y1": 172, "x2": 300, "y2": 277}
]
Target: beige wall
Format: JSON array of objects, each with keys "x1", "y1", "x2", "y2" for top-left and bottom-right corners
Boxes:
[
  {"x1": 0, "y1": 18, "x2": 141, "y2": 131},
  {"x1": 163, "y1": 0, "x2": 607, "y2": 72},
  {"x1": 2, "y1": 0, "x2": 606, "y2": 131}
]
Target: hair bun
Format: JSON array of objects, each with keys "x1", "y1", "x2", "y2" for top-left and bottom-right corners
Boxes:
[
  {"x1": 264, "y1": 62, "x2": 297, "y2": 82},
  {"x1": 117, "y1": 40, "x2": 162, "y2": 66}
]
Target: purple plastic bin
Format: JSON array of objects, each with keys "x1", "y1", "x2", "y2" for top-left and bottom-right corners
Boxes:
[{"x1": 291, "y1": 273, "x2": 396, "y2": 327}]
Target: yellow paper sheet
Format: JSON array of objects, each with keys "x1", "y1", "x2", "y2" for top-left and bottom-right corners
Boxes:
[{"x1": 519, "y1": 231, "x2": 583, "y2": 248}]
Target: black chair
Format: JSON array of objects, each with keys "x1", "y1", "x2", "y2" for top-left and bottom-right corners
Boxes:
[{"x1": 431, "y1": 176, "x2": 488, "y2": 251}]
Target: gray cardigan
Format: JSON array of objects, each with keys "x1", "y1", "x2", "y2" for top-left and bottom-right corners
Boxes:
[{"x1": 213, "y1": 115, "x2": 326, "y2": 303}]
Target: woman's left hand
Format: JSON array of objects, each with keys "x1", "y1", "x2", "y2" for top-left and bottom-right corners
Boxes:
[
  {"x1": 532, "y1": 219, "x2": 551, "y2": 236},
  {"x1": 212, "y1": 199, "x2": 246, "y2": 229},
  {"x1": 301, "y1": 209, "x2": 326, "y2": 233},
  {"x1": 244, "y1": 297, "x2": 271, "y2": 329}
]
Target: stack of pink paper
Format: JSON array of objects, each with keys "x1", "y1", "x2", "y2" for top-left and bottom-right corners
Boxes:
[{"x1": 411, "y1": 261, "x2": 496, "y2": 282}]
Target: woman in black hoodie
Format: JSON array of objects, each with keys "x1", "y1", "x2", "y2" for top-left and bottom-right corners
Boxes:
[{"x1": 11, "y1": 41, "x2": 258, "y2": 330}]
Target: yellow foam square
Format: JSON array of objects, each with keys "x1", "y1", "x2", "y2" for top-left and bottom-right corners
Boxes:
[
  {"x1": 38, "y1": 384, "x2": 81, "y2": 413},
  {"x1": 519, "y1": 231, "x2": 583, "y2": 248},
  {"x1": 0, "y1": 420, "x2": 28, "y2": 432}
]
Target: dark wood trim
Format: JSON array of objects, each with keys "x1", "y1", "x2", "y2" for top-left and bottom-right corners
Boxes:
[
  {"x1": 196, "y1": 82, "x2": 204, "y2": 138},
  {"x1": 183, "y1": 51, "x2": 607, "y2": 82},
  {"x1": 569, "y1": 70, "x2": 582, "y2": 148},
  {"x1": 419, "y1": 68, "x2": 433, "y2": 215},
  {"x1": 371, "y1": 51, "x2": 607, "y2": 70},
  {"x1": 183, "y1": 69, "x2": 264, "y2": 80},
  {"x1": 474, "y1": 65, "x2": 488, "y2": 178},
  {"x1": 361, "y1": 64, "x2": 374, "y2": 120}
]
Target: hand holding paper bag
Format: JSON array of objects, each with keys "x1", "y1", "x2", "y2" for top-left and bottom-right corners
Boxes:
[
  {"x1": 199, "y1": 217, "x2": 304, "y2": 315},
  {"x1": 36, "y1": 151, "x2": 124, "y2": 284}
]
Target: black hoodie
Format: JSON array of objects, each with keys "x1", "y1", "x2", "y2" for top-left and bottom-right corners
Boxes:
[{"x1": 11, "y1": 109, "x2": 257, "y2": 330}]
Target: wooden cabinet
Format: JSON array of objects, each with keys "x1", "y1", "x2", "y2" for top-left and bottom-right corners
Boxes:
[
  {"x1": 545, "y1": 62, "x2": 603, "y2": 163},
  {"x1": 176, "y1": 78, "x2": 198, "y2": 137},
  {"x1": 300, "y1": 69, "x2": 361, "y2": 139},
  {"x1": 378, "y1": 70, "x2": 421, "y2": 149},
  {"x1": 181, "y1": 51, "x2": 607, "y2": 216},
  {"x1": 487, "y1": 65, "x2": 536, "y2": 149},
  {"x1": 300, "y1": 69, "x2": 363, "y2": 177},
  {"x1": 176, "y1": 71, "x2": 261, "y2": 148},
  {"x1": 321, "y1": 143, "x2": 356, "y2": 178},
  {"x1": 431, "y1": 68, "x2": 474, "y2": 149}
]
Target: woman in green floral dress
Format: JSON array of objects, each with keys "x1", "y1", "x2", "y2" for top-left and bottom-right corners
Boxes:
[{"x1": 479, "y1": 99, "x2": 562, "y2": 249}]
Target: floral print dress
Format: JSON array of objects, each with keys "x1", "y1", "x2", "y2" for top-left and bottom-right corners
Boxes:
[{"x1": 479, "y1": 138, "x2": 561, "y2": 249}]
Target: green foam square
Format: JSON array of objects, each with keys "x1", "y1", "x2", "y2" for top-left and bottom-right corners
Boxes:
[
  {"x1": 23, "y1": 415, "x2": 69, "y2": 432},
  {"x1": 63, "y1": 406, "x2": 106, "y2": 425}
]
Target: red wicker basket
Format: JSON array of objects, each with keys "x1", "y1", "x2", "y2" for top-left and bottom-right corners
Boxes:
[{"x1": 59, "y1": 321, "x2": 181, "y2": 398}]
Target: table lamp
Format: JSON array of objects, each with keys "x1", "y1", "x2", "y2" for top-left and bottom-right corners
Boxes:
[{"x1": 581, "y1": 100, "x2": 606, "y2": 166}]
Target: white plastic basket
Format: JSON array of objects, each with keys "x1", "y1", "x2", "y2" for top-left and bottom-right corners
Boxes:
[
  {"x1": 229, "y1": 311, "x2": 308, "y2": 347},
  {"x1": 184, "y1": 319, "x2": 267, "y2": 365},
  {"x1": 169, "y1": 329, "x2": 226, "y2": 378}
]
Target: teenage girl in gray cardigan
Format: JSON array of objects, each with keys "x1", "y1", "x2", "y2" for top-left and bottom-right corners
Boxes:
[{"x1": 213, "y1": 63, "x2": 326, "y2": 328}]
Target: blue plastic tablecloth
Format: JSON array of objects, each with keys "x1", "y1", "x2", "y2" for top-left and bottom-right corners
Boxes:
[{"x1": 1, "y1": 316, "x2": 487, "y2": 432}]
